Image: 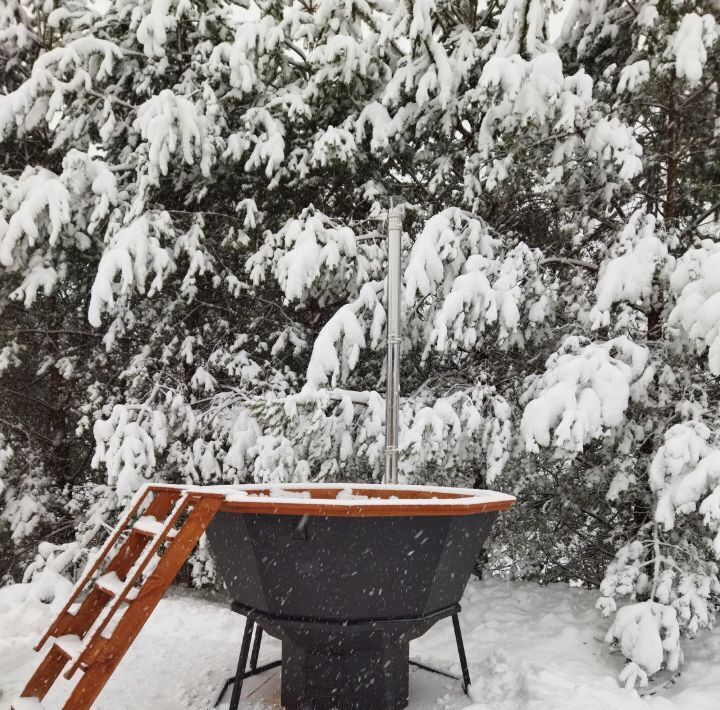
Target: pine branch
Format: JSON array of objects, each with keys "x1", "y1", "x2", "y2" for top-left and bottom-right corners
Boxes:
[
  {"x1": 674, "y1": 199, "x2": 720, "y2": 242},
  {"x1": 540, "y1": 257, "x2": 599, "y2": 271}
]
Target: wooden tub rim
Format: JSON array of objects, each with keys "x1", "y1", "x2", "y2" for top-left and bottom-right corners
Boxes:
[{"x1": 174, "y1": 482, "x2": 517, "y2": 518}]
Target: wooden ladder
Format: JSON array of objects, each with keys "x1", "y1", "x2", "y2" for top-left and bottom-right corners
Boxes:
[{"x1": 14, "y1": 485, "x2": 225, "y2": 710}]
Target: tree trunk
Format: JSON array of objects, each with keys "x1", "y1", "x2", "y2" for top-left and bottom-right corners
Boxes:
[{"x1": 666, "y1": 79, "x2": 679, "y2": 224}]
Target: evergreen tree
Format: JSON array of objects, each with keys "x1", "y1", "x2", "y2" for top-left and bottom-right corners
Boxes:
[{"x1": 2, "y1": 0, "x2": 720, "y2": 686}]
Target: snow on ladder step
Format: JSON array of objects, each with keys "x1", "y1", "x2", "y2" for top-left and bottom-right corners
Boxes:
[
  {"x1": 95, "y1": 571, "x2": 138, "y2": 600},
  {"x1": 12, "y1": 698, "x2": 46, "y2": 709},
  {"x1": 100, "y1": 602, "x2": 129, "y2": 639},
  {"x1": 54, "y1": 634, "x2": 84, "y2": 658},
  {"x1": 133, "y1": 515, "x2": 178, "y2": 539}
]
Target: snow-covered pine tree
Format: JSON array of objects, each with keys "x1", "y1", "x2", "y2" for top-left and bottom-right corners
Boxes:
[
  {"x1": 529, "y1": 0, "x2": 720, "y2": 686},
  {"x1": 2, "y1": 0, "x2": 720, "y2": 688}
]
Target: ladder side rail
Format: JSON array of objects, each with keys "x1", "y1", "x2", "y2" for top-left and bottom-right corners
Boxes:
[{"x1": 34, "y1": 485, "x2": 155, "y2": 651}]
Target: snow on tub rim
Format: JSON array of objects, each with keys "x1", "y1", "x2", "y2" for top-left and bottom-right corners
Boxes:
[{"x1": 214, "y1": 482, "x2": 516, "y2": 516}]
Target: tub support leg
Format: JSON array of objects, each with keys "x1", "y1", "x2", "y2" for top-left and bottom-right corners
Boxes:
[
  {"x1": 215, "y1": 620, "x2": 282, "y2": 709},
  {"x1": 452, "y1": 613, "x2": 471, "y2": 693},
  {"x1": 249, "y1": 626, "x2": 263, "y2": 669},
  {"x1": 407, "y1": 612, "x2": 472, "y2": 695},
  {"x1": 228, "y1": 619, "x2": 254, "y2": 710}
]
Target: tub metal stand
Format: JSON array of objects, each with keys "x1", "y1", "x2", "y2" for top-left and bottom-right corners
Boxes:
[{"x1": 214, "y1": 610, "x2": 472, "y2": 708}]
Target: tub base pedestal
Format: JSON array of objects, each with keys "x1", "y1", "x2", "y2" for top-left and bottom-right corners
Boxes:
[
  {"x1": 281, "y1": 633, "x2": 409, "y2": 710},
  {"x1": 233, "y1": 602, "x2": 457, "y2": 710}
]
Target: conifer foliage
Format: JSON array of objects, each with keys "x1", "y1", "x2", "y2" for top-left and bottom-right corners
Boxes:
[{"x1": 1, "y1": 0, "x2": 720, "y2": 686}]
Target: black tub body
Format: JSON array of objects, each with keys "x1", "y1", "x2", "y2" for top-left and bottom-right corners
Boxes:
[{"x1": 207, "y1": 508, "x2": 498, "y2": 709}]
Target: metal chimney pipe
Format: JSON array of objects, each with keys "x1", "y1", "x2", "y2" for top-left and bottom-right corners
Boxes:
[{"x1": 385, "y1": 203, "x2": 402, "y2": 484}]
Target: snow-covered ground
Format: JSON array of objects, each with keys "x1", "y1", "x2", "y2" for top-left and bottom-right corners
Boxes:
[{"x1": 1, "y1": 578, "x2": 719, "y2": 709}]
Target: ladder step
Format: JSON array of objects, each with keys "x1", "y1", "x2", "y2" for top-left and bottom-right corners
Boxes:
[
  {"x1": 133, "y1": 515, "x2": 178, "y2": 539},
  {"x1": 95, "y1": 572, "x2": 138, "y2": 600},
  {"x1": 63, "y1": 634, "x2": 112, "y2": 679},
  {"x1": 53, "y1": 635, "x2": 83, "y2": 659}
]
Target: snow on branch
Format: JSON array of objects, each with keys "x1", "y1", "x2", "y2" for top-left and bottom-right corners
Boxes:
[
  {"x1": 1, "y1": 442, "x2": 53, "y2": 547},
  {"x1": 299, "y1": 208, "x2": 555, "y2": 393},
  {"x1": 597, "y1": 417, "x2": 720, "y2": 687},
  {"x1": 309, "y1": 33, "x2": 380, "y2": 86},
  {"x1": 0, "y1": 37, "x2": 122, "y2": 138},
  {"x1": 224, "y1": 107, "x2": 286, "y2": 178},
  {"x1": 374, "y1": 0, "x2": 644, "y2": 201},
  {"x1": 669, "y1": 239, "x2": 720, "y2": 375},
  {"x1": 671, "y1": 13, "x2": 717, "y2": 86},
  {"x1": 406, "y1": 209, "x2": 549, "y2": 355},
  {"x1": 400, "y1": 386, "x2": 512, "y2": 484},
  {"x1": 246, "y1": 209, "x2": 383, "y2": 304},
  {"x1": 133, "y1": 0, "x2": 199, "y2": 58},
  {"x1": 9, "y1": 256, "x2": 58, "y2": 308},
  {"x1": 521, "y1": 336, "x2": 651, "y2": 454},
  {"x1": 583, "y1": 116, "x2": 643, "y2": 181},
  {"x1": 474, "y1": 51, "x2": 641, "y2": 186},
  {"x1": 92, "y1": 403, "x2": 169, "y2": 500},
  {"x1": 0, "y1": 150, "x2": 120, "y2": 271},
  {"x1": 240, "y1": 380, "x2": 511, "y2": 485},
  {"x1": 88, "y1": 215, "x2": 174, "y2": 327},
  {"x1": 355, "y1": 102, "x2": 392, "y2": 153},
  {"x1": 650, "y1": 421, "x2": 720, "y2": 554},
  {"x1": 60, "y1": 149, "x2": 119, "y2": 234},
  {"x1": 134, "y1": 89, "x2": 215, "y2": 180},
  {"x1": 310, "y1": 124, "x2": 357, "y2": 168},
  {"x1": 276, "y1": 213, "x2": 355, "y2": 300},
  {"x1": 432, "y1": 243, "x2": 547, "y2": 352},
  {"x1": 0, "y1": 167, "x2": 70, "y2": 267},
  {"x1": 0, "y1": 435, "x2": 13, "y2": 499},
  {"x1": 617, "y1": 60, "x2": 650, "y2": 93},
  {"x1": 404, "y1": 208, "x2": 496, "y2": 307},
  {"x1": 304, "y1": 283, "x2": 383, "y2": 390},
  {"x1": 2, "y1": 488, "x2": 52, "y2": 544},
  {"x1": 251, "y1": 434, "x2": 309, "y2": 484},
  {"x1": 208, "y1": 14, "x2": 284, "y2": 95},
  {"x1": 590, "y1": 212, "x2": 670, "y2": 330},
  {"x1": 606, "y1": 601, "x2": 681, "y2": 688}
]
